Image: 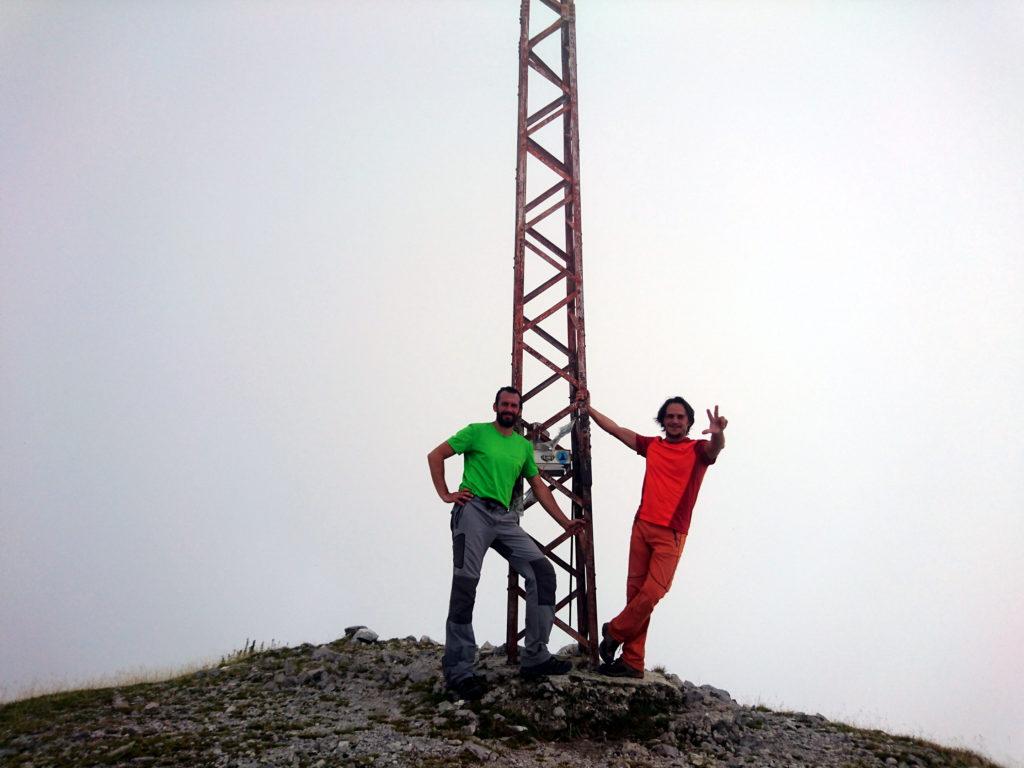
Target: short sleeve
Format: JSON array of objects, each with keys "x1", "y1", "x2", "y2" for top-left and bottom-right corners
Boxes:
[
  {"x1": 521, "y1": 439, "x2": 539, "y2": 479},
  {"x1": 446, "y1": 424, "x2": 476, "y2": 455},
  {"x1": 696, "y1": 439, "x2": 717, "y2": 465},
  {"x1": 635, "y1": 435, "x2": 656, "y2": 456}
]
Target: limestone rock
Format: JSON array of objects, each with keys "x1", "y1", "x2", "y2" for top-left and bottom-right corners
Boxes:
[{"x1": 0, "y1": 629, "x2": 1002, "y2": 768}]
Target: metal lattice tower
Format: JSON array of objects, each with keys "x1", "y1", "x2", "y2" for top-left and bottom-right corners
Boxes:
[{"x1": 507, "y1": 0, "x2": 598, "y2": 666}]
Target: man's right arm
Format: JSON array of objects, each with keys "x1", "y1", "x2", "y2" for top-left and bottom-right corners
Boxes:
[
  {"x1": 586, "y1": 404, "x2": 638, "y2": 451},
  {"x1": 427, "y1": 442, "x2": 475, "y2": 504}
]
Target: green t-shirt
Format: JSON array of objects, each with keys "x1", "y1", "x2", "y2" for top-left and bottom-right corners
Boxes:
[{"x1": 447, "y1": 422, "x2": 538, "y2": 508}]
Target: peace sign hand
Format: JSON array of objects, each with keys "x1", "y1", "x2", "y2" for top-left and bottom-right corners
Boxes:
[{"x1": 701, "y1": 405, "x2": 728, "y2": 435}]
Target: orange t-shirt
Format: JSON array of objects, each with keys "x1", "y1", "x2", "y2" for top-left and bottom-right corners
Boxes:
[{"x1": 634, "y1": 435, "x2": 716, "y2": 533}]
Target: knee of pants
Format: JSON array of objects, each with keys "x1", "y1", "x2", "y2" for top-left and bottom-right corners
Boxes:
[
  {"x1": 638, "y1": 575, "x2": 671, "y2": 607},
  {"x1": 528, "y1": 557, "x2": 556, "y2": 607},
  {"x1": 448, "y1": 575, "x2": 479, "y2": 624}
]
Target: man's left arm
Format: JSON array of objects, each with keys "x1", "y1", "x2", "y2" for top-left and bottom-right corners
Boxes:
[
  {"x1": 700, "y1": 404, "x2": 728, "y2": 462},
  {"x1": 526, "y1": 474, "x2": 587, "y2": 540}
]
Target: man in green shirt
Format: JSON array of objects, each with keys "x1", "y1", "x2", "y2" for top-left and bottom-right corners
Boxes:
[{"x1": 428, "y1": 386, "x2": 585, "y2": 700}]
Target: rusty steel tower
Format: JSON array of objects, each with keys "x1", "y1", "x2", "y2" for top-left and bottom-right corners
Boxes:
[{"x1": 507, "y1": 0, "x2": 598, "y2": 665}]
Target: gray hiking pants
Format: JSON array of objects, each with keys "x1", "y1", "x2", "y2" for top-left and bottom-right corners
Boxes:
[{"x1": 442, "y1": 496, "x2": 556, "y2": 684}]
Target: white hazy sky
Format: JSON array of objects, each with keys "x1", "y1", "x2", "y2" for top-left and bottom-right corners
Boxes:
[{"x1": 2, "y1": 1, "x2": 1022, "y2": 766}]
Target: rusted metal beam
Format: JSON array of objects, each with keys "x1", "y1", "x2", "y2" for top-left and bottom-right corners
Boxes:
[
  {"x1": 528, "y1": 17, "x2": 563, "y2": 48},
  {"x1": 529, "y1": 324, "x2": 570, "y2": 357},
  {"x1": 528, "y1": 105, "x2": 570, "y2": 136},
  {"x1": 525, "y1": 227, "x2": 567, "y2": 260},
  {"x1": 524, "y1": 239, "x2": 568, "y2": 273},
  {"x1": 522, "y1": 372, "x2": 561, "y2": 403},
  {"x1": 527, "y1": 52, "x2": 567, "y2": 92},
  {"x1": 522, "y1": 290, "x2": 579, "y2": 331},
  {"x1": 538, "y1": 0, "x2": 566, "y2": 16},
  {"x1": 526, "y1": 138, "x2": 571, "y2": 180},
  {"x1": 508, "y1": 0, "x2": 598, "y2": 669},
  {"x1": 527, "y1": 96, "x2": 568, "y2": 127},
  {"x1": 523, "y1": 272, "x2": 570, "y2": 305},
  {"x1": 526, "y1": 179, "x2": 568, "y2": 212}
]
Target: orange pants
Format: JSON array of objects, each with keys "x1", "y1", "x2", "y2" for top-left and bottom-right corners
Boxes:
[{"x1": 608, "y1": 518, "x2": 686, "y2": 672}]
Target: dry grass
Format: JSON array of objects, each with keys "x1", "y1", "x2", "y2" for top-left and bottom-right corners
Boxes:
[{"x1": 0, "y1": 638, "x2": 277, "y2": 705}]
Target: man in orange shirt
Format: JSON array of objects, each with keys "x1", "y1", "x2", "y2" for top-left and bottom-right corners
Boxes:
[{"x1": 581, "y1": 394, "x2": 728, "y2": 678}]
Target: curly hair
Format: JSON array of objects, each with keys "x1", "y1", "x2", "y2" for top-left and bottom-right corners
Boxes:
[{"x1": 655, "y1": 396, "x2": 695, "y2": 435}]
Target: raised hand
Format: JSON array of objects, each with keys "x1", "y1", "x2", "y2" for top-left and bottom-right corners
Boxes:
[{"x1": 701, "y1": 405, "x2": 728, "y2": 435}]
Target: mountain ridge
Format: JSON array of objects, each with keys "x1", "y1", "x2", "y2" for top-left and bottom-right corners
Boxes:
[{"x1": 0, "y1": 625, "x2": 1004, "y2": 767}]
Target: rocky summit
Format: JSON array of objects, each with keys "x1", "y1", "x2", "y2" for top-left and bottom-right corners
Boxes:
[{"x1": 0, "y1": 626, "x2": 1004, "y2": 768}]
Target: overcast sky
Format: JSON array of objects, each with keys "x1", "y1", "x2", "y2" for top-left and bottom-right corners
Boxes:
[{"x1": 2, "y1": 2, "x2": 1022, "y2": 766}]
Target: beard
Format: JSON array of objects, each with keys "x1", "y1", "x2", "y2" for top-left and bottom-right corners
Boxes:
[{"x1": 497, "y1": 411, "x2": 518, "y2": 428}]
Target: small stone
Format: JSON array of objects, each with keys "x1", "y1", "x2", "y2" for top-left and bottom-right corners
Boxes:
[
  {"x1": 353, "y1": 628, "x2": 378, "y2": 644},
  {"x1": 664, "y1": 672, "x2": 684, "y2": 688},
  {"x1": 463, "y1": 742, "x2": 493, "y2": 761},
  {"x1": 652, "y1": 743, "x2": 681, "y2": 758},
  {"x1": 552, "y1": 706, "x2": 566, "y2": 718},
  {"x1": 700, "y1": 684, "x2": 732, "y2": 702},
  {"x1": 106, "y1": 742, "x2": 135, "y2": 759},
  {"x1": 404, "y1": 659, "x2": 436, "y2": 684},
  {"x1": 312, "y1": 646, "x2": 342, "y2": 663},
  {"x1": 298, "y1": 667, "x2": 327, "y2": 685},
  {"x1": 480, "y1": 690, "x2": 500, "y2": 706},
  {"x1": 143, "y1": 702, "x2": 159, "y2": 711}
]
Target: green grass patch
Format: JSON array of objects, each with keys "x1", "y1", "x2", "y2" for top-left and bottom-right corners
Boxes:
[{"x1": 0, "y1": 687, "x2": 111, "y2": 736}]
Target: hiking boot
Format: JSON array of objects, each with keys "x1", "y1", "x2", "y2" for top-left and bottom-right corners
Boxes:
[
  {"x1": 520, "y1": 656, "x2": 573, "y2": 680},
  {"x1": 447, "y1": 674, "x2": 488, "y2": 701},
  {"x1": 597, "y1": 658, "x2": 644, "y2": 679},
  {"x1": 598, "y1": 622, "x2": 621, "y2": 665}
]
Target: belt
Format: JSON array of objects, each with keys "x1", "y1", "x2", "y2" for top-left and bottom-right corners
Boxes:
[{"x1": 477, "y1": 497, "x2": 507, "y2": 512}]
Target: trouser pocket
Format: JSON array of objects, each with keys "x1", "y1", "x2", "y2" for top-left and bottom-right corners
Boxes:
[
  {"x1": 450, "y1": 504, "x2": 464, "y2": 532},
  {"x1": 453, "y1": 533, "x2": 466, "y2": 569}
]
